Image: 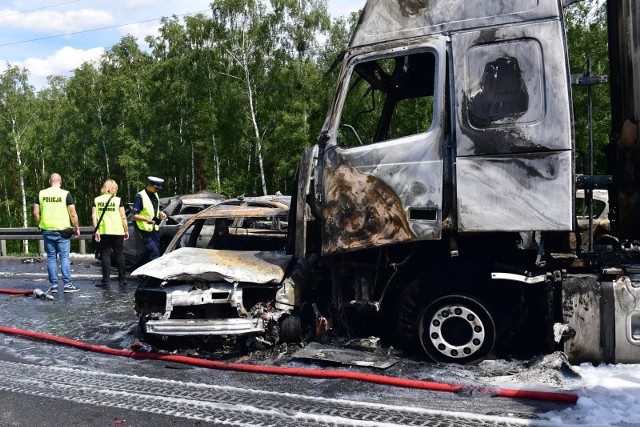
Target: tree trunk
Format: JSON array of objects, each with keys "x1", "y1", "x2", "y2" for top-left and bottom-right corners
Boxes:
[
  {"x1": 12, "y1": 117, "x2": 29, "y2": 253},
  {"x1": 240, "y1": 38, "x2": 267, "y2": 196},
  {"x1": 211, "y1": 133, "x2": 221, "y2": 190},
  {"x1": 207, "y1": 83, "x2": 221, "y2": 190},
  {"x1": 97, "y1": 105, "x2": 109, "y2": 176},
  {"x1": 93, "y1": 76, "x2": 110, "y2": 176},
  {"x1": 1, "y1": 174, "x2": 11, "y2": 227},
  {"x1": 182, "y1": 116, "x2": 194, "y2": 193}
]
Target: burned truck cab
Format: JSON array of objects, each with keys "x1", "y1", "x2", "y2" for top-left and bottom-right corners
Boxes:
[
  {"x1": 289, "y1": 0, "x2": 576, "y2": 364},
  {"x1": 310, "y1": 0, "x2": 573, "y2": 254},
  {"x1": 289, "y1": 0, "x2": 640, "y2": 364}
]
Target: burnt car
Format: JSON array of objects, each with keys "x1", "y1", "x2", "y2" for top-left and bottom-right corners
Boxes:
[
  {"x1": 573, "y1": 189, "x2": 618, "y2": 249},
  {"x1": 123, "y1": 191, "x2": 225, "y2": 265},
  {"x1": 131, "y1": 195, "x2": 297, "y2": 348}
]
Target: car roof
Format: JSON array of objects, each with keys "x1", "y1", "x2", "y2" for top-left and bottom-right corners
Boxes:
[
  {"x1": 178, "y1": 198, "x2": 223, "y2": 205},
  {"x1": 224, "y1": 195, "x2": 291, "y2": 207},
  {"x1": 179, "y1": 190, "x2": 225, "y2": 200},
  {"x1": 193, "y1": 204, "x2": 288, "y2": 220},
  {"x1": 159, "y1": 191, "x2": 225, "y2": 206}
]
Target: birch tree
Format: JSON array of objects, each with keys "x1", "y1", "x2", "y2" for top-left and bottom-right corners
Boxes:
[
  {"x1": 209, "y1": 0, "x2": 272, "y2": 195},
  {"x1": 0, "y1": 65, "x2": 37, "y2": 252},
  {"x1": 208, "y1": 0, "x2": 331, "y2": 195}
]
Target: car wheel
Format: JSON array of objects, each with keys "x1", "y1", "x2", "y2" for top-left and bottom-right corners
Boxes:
[{"x1": 279, "y1": 315, "x2": 303, "y2": 343}]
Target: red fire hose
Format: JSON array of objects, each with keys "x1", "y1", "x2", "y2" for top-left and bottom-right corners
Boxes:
[
  {"x1": 0, "y1": 324, "x2": 578, "y2": 404},
  {"x1": 0, "y1": 289, "x2": 34, "y2": 296}
]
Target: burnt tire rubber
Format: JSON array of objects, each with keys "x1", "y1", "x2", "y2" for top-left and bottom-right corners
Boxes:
[
  {"x1": 135, "y1": 310, "x2": 156, "y2": 344},
  {"x1": 135, "y1": 310, "x2": 157, "y2": 346},
  {"x1": 392, "y1": 279, "x2": 424, "y2": 351},
  {"x1": 593, "y1": 234, "x2": 622, "y2": 251},
  {"x1": 279, "y1": 315, "x2": 303, "y2": 344},
  {"x1": 135, "y1": 309, "x2": 174, "y2": 350},
  {"x1": 419, "y1": 295, "x2": 495, "y2": 364}
]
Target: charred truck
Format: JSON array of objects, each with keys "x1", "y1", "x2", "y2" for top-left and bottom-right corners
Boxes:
[{"x1": 282, "y1": 0, "x2": 640, "y2": 364}]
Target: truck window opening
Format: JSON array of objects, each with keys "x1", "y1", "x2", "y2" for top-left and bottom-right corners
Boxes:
[{"x1": 338, "y1": 50, "x2": 436, "y2": 147}]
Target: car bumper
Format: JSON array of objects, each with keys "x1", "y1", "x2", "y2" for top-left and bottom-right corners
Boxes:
[{"x1": 143, "y1": 317, "x2": 266, "y2": 336}]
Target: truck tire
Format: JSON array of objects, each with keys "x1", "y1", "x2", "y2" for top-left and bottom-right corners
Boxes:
[
  {"x1": 418, "y1": 295, "x2": 496, "y2": 364},
  {"x1": 392, "y1": 279, "x2": 424, "y2": 351}
]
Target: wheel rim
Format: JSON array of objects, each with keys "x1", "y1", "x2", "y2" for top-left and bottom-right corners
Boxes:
[{"x1": 419, "y1": 295, "x2": 495, "y2": 363}]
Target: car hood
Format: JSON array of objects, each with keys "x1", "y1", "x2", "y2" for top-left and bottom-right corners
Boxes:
[{"x1": 131, "y1": 247, "x2": 292, "y2": 284}]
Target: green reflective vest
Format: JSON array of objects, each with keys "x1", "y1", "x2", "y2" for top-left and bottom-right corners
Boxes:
[
  {"x1": 94, "y1": 194, "x2": 124, "y2": 235},
  {"x1": 38, "y1": 187, "x2": 71, "y2": 230},
  {"x1": 135, "y1": 190, "x2": 160, "y2": 232}
]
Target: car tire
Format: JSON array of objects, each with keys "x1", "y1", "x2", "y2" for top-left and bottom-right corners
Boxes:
[{"x1": 279, "y1": 315, "x2": 303, "y2": 343}]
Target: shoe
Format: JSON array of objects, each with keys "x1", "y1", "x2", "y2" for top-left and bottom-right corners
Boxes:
[
  {"x1": 63, "y1": 284, "x2": 79, "y2": 293},
  {"x1": 49, "y1": 285, "x2": 59, "y2": 293},
  {"x1": 95, "y1": 282, "x2": 108, "y2": 287}
]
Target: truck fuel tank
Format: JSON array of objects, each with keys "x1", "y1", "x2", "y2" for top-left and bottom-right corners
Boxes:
[{"x1": 563, "y1": 272, "x2": 640, "y2": 364}]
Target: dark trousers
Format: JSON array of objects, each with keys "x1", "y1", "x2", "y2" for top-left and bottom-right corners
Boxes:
[
  {"x1": 99, "y1": 234, "x2": 126, "y2": 284},
  {"x1": 130, "y1": 230, "x2": 160, "y2": 271}
]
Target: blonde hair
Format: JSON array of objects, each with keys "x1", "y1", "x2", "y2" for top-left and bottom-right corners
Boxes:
[{"x1": 101, "y1": 179, "x2": 118, "y2": 195}]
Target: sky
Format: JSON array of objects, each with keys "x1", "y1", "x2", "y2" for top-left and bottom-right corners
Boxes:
[{"x1": 0, "y1": 0, "x2": 364, "y2": 90}]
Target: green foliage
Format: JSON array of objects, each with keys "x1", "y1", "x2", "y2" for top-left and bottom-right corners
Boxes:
[
  {"x1": 565, "y1": 0, "x2": 610, "y2": 175},
  {"x1": 0, "y1": 64, "x2": 38, "y2": 233}
]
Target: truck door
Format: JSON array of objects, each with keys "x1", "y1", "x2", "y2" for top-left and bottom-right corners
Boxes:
[
  {"x1": 452, "y1": 20, "x2": 574, "y2": 232},
  {"x1": 319, "y1": 38, "x2": 448, "y2": 255}
]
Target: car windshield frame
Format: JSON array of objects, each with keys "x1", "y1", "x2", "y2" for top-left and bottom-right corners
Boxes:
[{"x1": 165, "y1": 205, "x2": 289, "y2": 253}]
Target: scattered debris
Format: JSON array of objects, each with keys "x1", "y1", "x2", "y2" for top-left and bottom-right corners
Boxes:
[
  {"x1": 344, "y1": 336, "x2": 381, "y2": 351},
  {"x1": 554, "y1": 323, "x2": 570, "y2": 343},
  {"x1": 292, "y1": 341, "x2": 399, "y2": 369},
  {"x1": 32, "y1": 288, "x2": 54, "y2": 301},
  {"x1": 477, "y1": 352, "x2": 581, "y2": 388},
  {"x1": 131, "y1": 341, "x2": 153, "y2": 352}
]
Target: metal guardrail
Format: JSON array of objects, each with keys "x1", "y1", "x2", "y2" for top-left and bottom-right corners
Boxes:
[{"x1": 0, "y1": 227, "x2": 95, "y2": 256}]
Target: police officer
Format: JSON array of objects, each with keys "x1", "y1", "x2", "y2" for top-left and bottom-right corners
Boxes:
[
  {"x1": 130, "y1": 176, "x2": 167, "y2": 270},
  {"x1": 92, "y1": 179, "x2": 130, "y2": 287},
  {"x1": 33, "y1": 173, "x2": 80, "y2": 293}
]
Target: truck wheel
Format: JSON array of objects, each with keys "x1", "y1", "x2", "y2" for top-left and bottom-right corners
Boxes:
[{"x1": 419, "y1": 295, "x2": 495, "y2": 364}]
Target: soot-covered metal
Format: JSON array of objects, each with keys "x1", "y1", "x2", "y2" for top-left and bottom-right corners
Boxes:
[
  {"x1": 469, "y1": 56, "x2": 529, "y2": 127},
  {"x1": 322, "y1": 163, "x2": 415, "y2": 255}
]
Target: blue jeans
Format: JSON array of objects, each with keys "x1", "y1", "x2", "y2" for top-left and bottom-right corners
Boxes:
[{"x1": 42, "y1": 230, "x2": 72, "y2": 286}]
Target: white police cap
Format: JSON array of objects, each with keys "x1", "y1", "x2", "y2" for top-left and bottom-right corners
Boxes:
[{"x1": 147, "y1": 176, "x2": 164, "y2": 189}]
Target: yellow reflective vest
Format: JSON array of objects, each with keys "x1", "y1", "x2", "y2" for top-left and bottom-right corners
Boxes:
[
  {"x1": 135, "y1": 190, "x2": 160, "y2": 232},
  {"x1": 94, "y1": 194, "x2": 124, "y2": 235},
  {"x1": 38, "y1": 187, "x2": 71, "y2": 230}
]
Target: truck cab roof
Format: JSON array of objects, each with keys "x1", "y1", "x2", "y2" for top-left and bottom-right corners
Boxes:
[{"x1": 350, "y1": 0, "x2": 561, "y2": 47}]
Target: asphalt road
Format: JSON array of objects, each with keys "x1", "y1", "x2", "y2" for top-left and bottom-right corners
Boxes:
[{"x1": 0, "y1": 256, "x2": 572, "y2": 426}]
